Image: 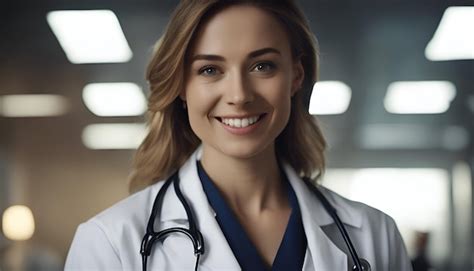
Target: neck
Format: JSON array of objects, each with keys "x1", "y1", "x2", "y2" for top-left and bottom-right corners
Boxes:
[{"x1": 200, "y1": 145, "x2": 288, "y2": 216}]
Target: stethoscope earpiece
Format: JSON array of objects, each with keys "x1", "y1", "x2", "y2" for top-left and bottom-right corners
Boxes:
[{"x1": 352, "y1": 258, "x2": 371, "y2": 271}]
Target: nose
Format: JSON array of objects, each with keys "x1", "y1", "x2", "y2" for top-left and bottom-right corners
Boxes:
[{"x1": 225, "y1": 71, "x2": 254, "y2": 106}]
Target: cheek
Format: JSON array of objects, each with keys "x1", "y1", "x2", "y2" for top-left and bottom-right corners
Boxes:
[
  {"x1": 186, "y1": 83, "x2": 212, "y2": 112},
  {"x1": 262, "y1": 77, "x2": 293, "y2": 108},
  {"x1": 185, "y1": 84, "x2": 219, "y2": 132},
  {"x1": 262, "y1": 78, "x2": 293, "y2": 129}
]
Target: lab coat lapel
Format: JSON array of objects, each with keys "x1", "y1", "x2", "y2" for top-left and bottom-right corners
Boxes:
[
  {"x1": 160, "y1": 148, "x2": 241, "y2": 270},
  {"x1": 283, "y1": 164, "x2": 349, "y2": 271},
  {"x1": 158, "y1": 148, "x2": 351, "y2": 270}
]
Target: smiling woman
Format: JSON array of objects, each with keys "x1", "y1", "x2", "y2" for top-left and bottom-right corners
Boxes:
[
  {"x1": 64, "y1": 1, "x2": 412, "y2": 271},
  {"x1": 184, "y1": 5, "x2": 304, "y2": 167},
  {"x1": 130, "y1": 0, "x2": 325, "y2": 194}
]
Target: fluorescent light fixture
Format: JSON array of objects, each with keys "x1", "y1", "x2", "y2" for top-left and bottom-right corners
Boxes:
[
  {"x1": 0, "y1": 94, "x2": 69, "y2": 117},
  {"x1": 384, "y1": 81, "x2": 456, "y2": 114},
  {"x1": 309, "y1": 81, "x2": 351, "y2": 115},
  {"x1": 425, "y1": 7, "x2": 474, "y2": 61},
  {"x1": 2, "y1": 205, "x2": 35, "y2": 241},
  {"x1": 82, "y1": 123, "x2": 147, "y2": 149},
  {"x1": 83, "y1": 82, "x2": 147, "y2": 117},
  {"x1": 47, "y1": 10, "x2": 133, "y2": 64},
  {"x1": 359, "y1": 124, "x2": 469, "y2": 150},
  {"x1": 359, "y1": 124, "x2": 438, "y2": 149}
]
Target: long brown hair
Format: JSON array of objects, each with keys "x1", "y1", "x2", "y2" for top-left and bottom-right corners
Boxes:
[{"x1": 129, "y1": 0, "x2": 326, "y2": 193}]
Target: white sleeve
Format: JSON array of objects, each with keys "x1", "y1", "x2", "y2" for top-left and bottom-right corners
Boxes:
[
  {"x1": 387, "y1": 216, "x2": 413, "y2": 271},
  {"x1": 64, "y1": 220, "x2": 122, "y2": 271}
]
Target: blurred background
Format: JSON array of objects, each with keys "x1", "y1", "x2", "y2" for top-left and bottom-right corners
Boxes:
[{"x1": 0, "y1": 0, "x2": 472, "y2": 270}]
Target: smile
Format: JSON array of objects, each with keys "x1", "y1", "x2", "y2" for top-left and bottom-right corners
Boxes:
[{"x1": 216, "y1": 114, "x2": 265, "y2": 128}]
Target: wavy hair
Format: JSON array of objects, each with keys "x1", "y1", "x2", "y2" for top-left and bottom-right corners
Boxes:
[{"x1": 129, "y1": 0, "x2": 326, "y2": 192}]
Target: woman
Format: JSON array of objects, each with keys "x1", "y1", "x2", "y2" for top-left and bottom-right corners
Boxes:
[{"x1": 65, "y1": 1, "x2": 412, "y2": 270}]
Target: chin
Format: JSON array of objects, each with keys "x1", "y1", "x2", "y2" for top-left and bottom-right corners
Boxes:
[{"x1": 207, "y1": 140, "x2": 274, "y2": 161}]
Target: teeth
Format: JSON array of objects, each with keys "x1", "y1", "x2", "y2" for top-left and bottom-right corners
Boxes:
[
  {"x1": 234, "y1": 119, "x2": 241, "y2": 128},
  {"x1": 221, "y1": 116, "x2": 260, "y2": 128}
]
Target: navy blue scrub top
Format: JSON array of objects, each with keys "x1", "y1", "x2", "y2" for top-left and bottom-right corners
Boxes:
[{"x1": 197, "y1": 161, "x2": 307, "y2": 270}]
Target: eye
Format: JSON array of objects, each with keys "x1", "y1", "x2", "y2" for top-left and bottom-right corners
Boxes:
[
  {"x1": 198, "y1": 66, "x2": 219, "y2": 76},
  {"x1": 253, "y1": 62, "x2": 276, "y2": 73}
]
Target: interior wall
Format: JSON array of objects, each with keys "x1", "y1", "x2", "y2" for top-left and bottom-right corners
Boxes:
[{"x1": 6, "y1": 116, "x2": 132, "y2": 261}]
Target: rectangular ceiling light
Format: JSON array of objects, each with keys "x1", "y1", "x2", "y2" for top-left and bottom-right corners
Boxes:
[
  {"x1": 0, "y1": 94, "x2": 68, "y2": 117},
  {"x1": 358, "y1": 124, "x2": 469, "y2": 150},
  {"x1": 82, "y1": 123, "x2": 147, "y2": 150},
  {"x1": 82, "y1": 82, "x2": 147, "y2": 116},
  {"x1": 309, "y1": 81, "x2": 352, "y2": 115},
  {"x1": 384, "y1": 81, "x2": 456, "y2": 114},
  {"x1": 425, "y1": 6, "x2": 474, "y2": 61},
  {"x1": 359, "y1": 124, "x2": 438, "y2": 149},
  {"x1": 47, "y1": 10, "x2": 133, "y2": 64}
]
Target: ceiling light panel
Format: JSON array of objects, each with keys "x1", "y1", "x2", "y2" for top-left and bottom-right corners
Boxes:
[
  {"x1": 82, "y1": 123, "x2": 147, "y2": 150},
  {"x1": 82, "y1": 82, "x2": 147, "y2": 117},
  {"x1": 425, "y1": 6, "x2": 474, "y2": 61},
  {"x1": 0, "y1": 94, "x2": 69, "y2": 117},
  {"x1": 384, "y1": 81, "x2": 456, "y2": 114},
  {"x1": 309, "y1": 81, "x2": 352, "y2": 115},
  {"x1": 47, "y1": 10, "x2": 133, "y2": 64},
  {"x1": 358, "y1": 124, "x2": 469, "y2": 150}
]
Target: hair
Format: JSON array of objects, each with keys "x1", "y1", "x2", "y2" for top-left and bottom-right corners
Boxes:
[{"x1": 129, "y1": 0, "x2": 327, "y2": 193}]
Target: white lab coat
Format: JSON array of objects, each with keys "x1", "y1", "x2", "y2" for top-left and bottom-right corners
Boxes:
[{"x1": 65, "y1": 148, "x2": 412, "y2": 271}]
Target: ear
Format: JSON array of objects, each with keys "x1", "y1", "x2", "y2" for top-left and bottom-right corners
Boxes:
[{"x1": 291, "y1": 59, "x2": 304, "y2": 97}]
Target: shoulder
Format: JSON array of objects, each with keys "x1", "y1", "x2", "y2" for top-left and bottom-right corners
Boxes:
[
  {"x1": 65, "y1": 181, "x2": 166, "y2": 270},
  {"x1": 318, "y1": 185, "x2": 397, "y2": 229},
  {"x1": 317, "y1": 186, "x2": 412, "y2": 270},
  {"x1": 92, "y1": 181, "x2": 163, "y2": 227},
  {"x1": 84, "y1": 180, "x2": 168, "y2": 245}
]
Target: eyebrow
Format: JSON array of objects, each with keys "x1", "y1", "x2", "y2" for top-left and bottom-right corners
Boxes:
[{"x1": 190, "y1": 47, "x2": 281, "y2": 63}]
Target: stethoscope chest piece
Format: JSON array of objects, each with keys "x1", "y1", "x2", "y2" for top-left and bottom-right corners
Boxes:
[{"x1": 352, "y1": 258, "x2": 371, "y2": 271}]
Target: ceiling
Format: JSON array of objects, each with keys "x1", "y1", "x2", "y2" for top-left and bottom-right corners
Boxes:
[{"x1": 1, "y1": 0, "x2": 473, "y2": 167}]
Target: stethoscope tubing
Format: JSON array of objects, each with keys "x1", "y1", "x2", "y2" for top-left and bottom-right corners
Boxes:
[
  {"x1": 303, "y1": 178, "x2": 365, "y2": 271},
  {"x1": 141, "y1": 172, "x2": 204, "y2": 271},
  {"x1": 141, "y1": 171, "x2": 370, "y2": 271}
]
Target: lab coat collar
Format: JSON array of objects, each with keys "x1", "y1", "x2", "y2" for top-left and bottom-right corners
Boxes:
[
  {"x1": 159, "y1": 146, "x2": 214, "y2": 223},
  {"x1": 283, "y1": 163, "x2": 358, "y2": 270},
  {"x1": 282, "y1": 163, "x2": 363, "y2": 229}
]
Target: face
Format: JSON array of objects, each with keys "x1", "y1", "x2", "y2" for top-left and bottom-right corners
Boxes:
[{"x1": 183, "y1": 4, "x2": 304, "y2": 161}]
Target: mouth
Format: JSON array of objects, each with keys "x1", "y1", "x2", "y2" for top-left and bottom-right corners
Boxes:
[{"x1": 215, "y1": 114, "x2": 266, "y2": 128}]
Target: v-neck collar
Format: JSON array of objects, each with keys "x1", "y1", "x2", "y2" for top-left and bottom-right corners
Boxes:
[{"x1": 197, "y1": 161, "x2": 307, "y2": 271}]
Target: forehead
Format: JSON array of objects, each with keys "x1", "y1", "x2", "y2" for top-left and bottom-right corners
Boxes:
[{"x1": 188, "y1": 5, "x2": 291, "y2": 57}]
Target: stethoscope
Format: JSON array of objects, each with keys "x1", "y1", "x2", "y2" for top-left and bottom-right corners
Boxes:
[{"x1": 140, "y1": 170, "x2": 371, "y2": 271}]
